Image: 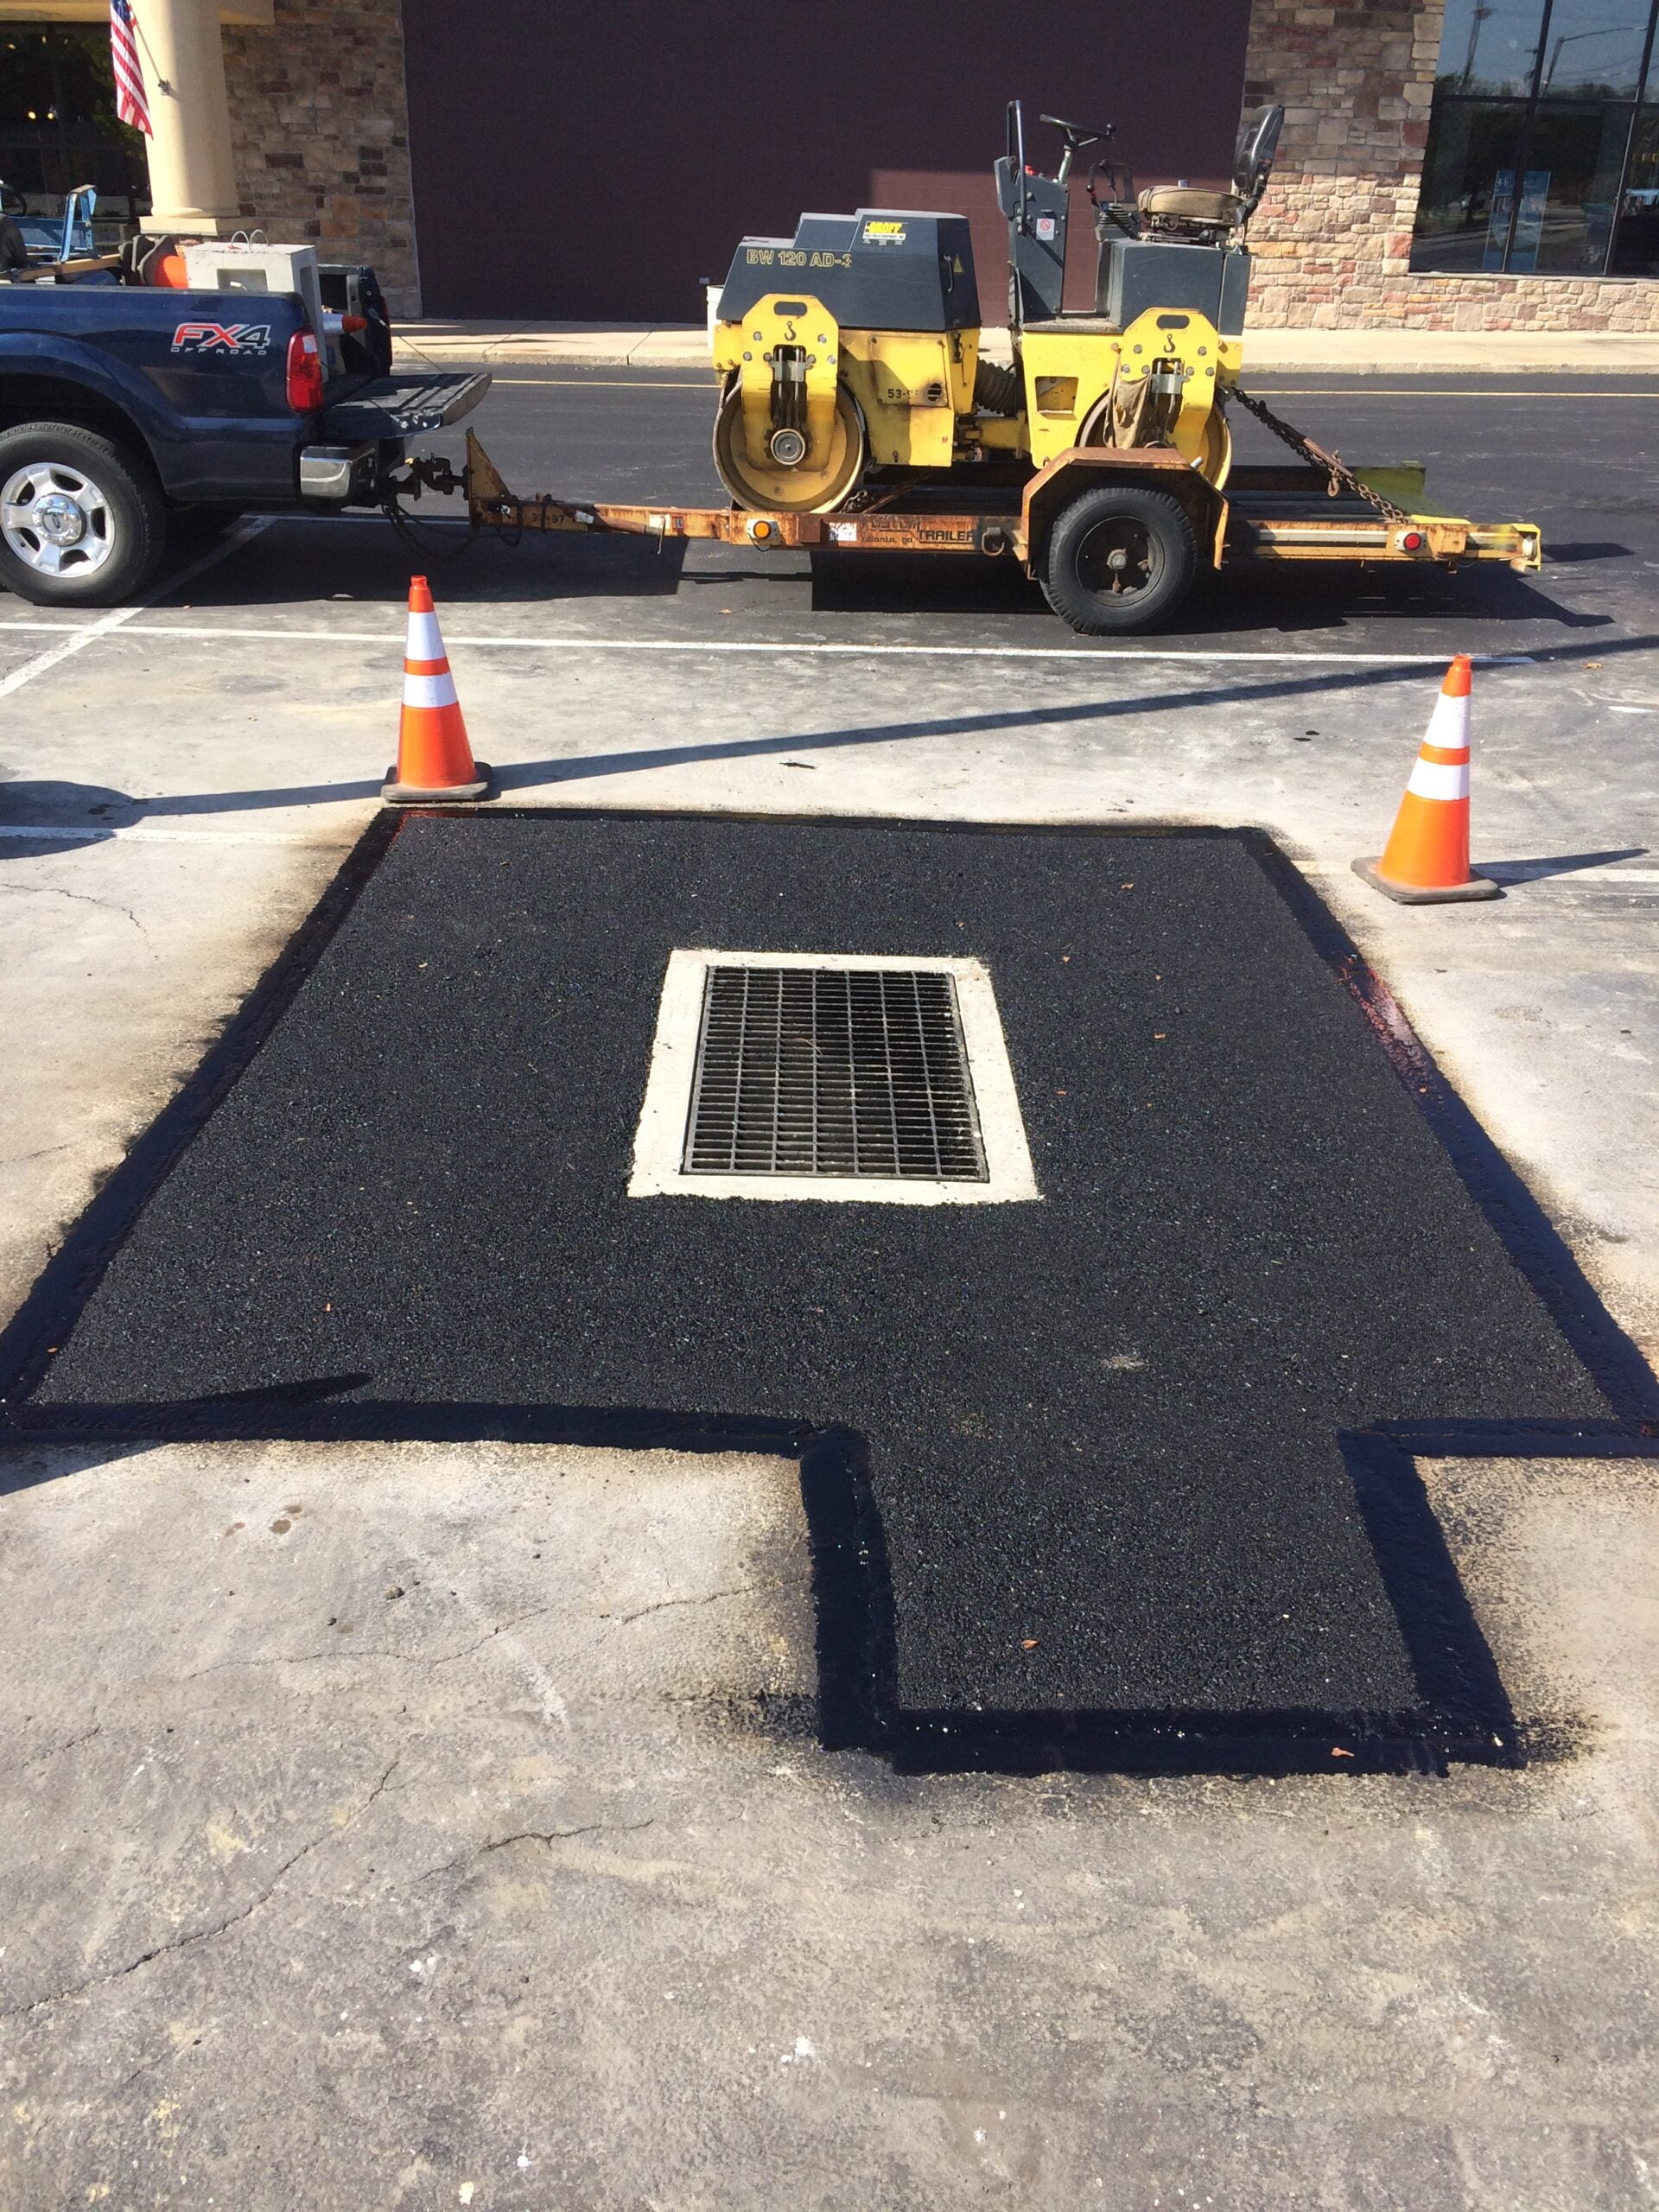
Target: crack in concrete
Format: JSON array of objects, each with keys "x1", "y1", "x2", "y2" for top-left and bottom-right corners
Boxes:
[
  {"x1": 0, "y1": 882, "x2": 153, "y2": 945},
  {"x1": 0, "y1": 1141, "x2": 75, "y2": 1171},
  {"x1": 173, "y1": 1601, "x2": 569, "y2": 1685},
  {"x1": 423, "y1": 1601, "x2": 565, "y2": 1665},
  {"x1": 6, "y1": 1720, "x2": 103, "y2": 1779},
  {"x1": 418, "y1": 1816, "x2": 656, "y2": 1885},
  {"x1": 3, "y1": 1750, "x2": 403, "y2": 2020},
  {"x1": 599, "y1": 1580, "x2": 786, "y2": 1626},
  {"x1": 480, "y1": 1818, "x2": 657, "y2": 1855}
]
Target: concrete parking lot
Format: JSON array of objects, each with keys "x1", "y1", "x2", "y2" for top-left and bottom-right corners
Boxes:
[{"x1": 2, "y1": 372, "x2": 1656, "y2": 2209}]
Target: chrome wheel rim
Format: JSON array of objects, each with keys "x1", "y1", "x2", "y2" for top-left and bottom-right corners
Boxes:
[{"x1": 1, "y1": 461, "x2": 116, "y2": 578}]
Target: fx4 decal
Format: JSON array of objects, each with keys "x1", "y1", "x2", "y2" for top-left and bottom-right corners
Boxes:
[{"x1": 170, "y1": 321, "x2": 273, "y2": 355}]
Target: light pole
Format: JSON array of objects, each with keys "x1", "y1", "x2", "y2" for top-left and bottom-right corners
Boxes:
[
  {"x1": 1460, "y1": 3, "x2": 1495, "y2": 91},
  {"x1": 1544, "y1": 22, "x2": 1632, "y2": 92}
]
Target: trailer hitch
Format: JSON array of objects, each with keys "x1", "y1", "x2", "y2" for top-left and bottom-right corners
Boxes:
[
  {"x1": 400, "y1": 450, "x2": 467, "y2": 500},
  {"x1": 380, "y1": 447, "x2": 483, "y2": 559}
]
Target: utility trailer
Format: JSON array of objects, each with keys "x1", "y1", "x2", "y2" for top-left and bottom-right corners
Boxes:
[
  {"x1": 420, "y1": 429, "x2": 1542, "y2": 639},
  {"x1": 403, "y1": 100, "x2": 1538, "y2": 637}
]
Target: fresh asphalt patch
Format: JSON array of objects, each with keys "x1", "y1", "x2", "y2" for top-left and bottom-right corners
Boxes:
[{"x1": 1, "y1": 812, "x2": 1644, "y2": 1775}]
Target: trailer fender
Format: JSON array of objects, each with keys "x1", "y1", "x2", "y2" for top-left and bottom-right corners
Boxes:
[{"x1": 1017, "y1": 448, "x2": 1227, "y2": 574}]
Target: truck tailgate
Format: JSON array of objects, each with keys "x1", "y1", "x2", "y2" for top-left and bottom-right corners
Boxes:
[{"x1": 321, "y1": 369, "x2": 492, "y2": 439}]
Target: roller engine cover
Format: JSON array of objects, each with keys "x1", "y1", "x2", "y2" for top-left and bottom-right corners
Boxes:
[
  {"x1": 1097, "y1": 237, "x2": 1251, "y2": 337},
  {"x1": 717, "y1": 211, "x2": 980, "y2": 334}
]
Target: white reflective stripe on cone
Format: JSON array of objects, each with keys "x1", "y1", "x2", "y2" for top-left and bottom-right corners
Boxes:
[
  {"x1": 1406, "y1": 756, "x2": 1471, "y2": 803},
  {"x1": 1422, "y1": 688, "x2": 1471, "y2": 753},
  {"x1": 403, "y1": 671, "x2": 460, "y2": 710},
  {"x1": 404, "y1": 610, "x2": 448, "y2": 662}
]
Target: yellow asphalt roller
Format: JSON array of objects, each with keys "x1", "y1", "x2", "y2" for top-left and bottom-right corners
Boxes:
[
  {"x1": 441, "y1": 101, "x2": 1544, "y2": 638},
  {"x1": 709, "y1": 101, "x2": 1284, "y2": 623}
]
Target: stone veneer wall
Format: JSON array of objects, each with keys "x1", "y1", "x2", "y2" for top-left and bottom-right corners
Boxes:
[
  {"x1": 1243, "y1": 0, "x2": 1659, "y2": 329},
  {"x1": 220, "y1": 0, "x2": 420, "y2": 315}
]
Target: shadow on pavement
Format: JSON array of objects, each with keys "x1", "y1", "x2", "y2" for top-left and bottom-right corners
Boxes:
[
  {"x1": 3, "y1": 637, "x2": 1656, "y2": 830},
  {"x1": 1482, "y1": 847, "x2": 1648, "y2": 882},
  {"x1": 124, "y1": 511, "x2": 1618, "y2": 643},
  {"x1": 0, "y1": 779, "x2": 145, "y2": 854}
]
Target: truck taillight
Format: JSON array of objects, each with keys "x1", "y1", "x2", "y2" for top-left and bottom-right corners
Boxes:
[{"x1": 285, "y1": 327, "x2": 325, "y2": 411}]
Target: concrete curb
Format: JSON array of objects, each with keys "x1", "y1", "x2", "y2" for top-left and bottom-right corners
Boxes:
[{"x1": 392, "y1": 321, "x2": 1659, "y2": 375}]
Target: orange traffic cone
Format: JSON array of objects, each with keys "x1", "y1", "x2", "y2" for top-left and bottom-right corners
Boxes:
[
  {"x1": 1352, "y1": 655, "x2": 1499, "y2": 904},
  {"x1": 382, "y1": 576, "x2": 493, "y2": 804}
]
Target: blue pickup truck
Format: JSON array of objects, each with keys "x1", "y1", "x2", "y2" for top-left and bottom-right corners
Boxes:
[{"x1": 0, "y1": 258, "x2": 488, "y2": 605}]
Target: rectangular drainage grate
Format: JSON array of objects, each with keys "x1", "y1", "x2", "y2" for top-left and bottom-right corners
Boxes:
[{"x1": 683, "y1": 965, "x2": 988, "y2": 1181}]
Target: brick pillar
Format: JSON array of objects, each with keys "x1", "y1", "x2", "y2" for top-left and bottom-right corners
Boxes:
[
  {"x1": 221, "y1": 0, "x2": 421, "y2": 316},
  {"x1": 1241, "y1": 0, "x2": 1659, "y2": 332}
]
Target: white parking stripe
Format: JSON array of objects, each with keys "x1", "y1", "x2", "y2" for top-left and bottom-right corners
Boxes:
[
  {"x1": 0, "y1": 617, "x2": 1536, "y2": 669},
  {"x1": 0, "y1": 602, "x2": 148, "y2": 699},
  {"x1": 0, "y1": 518, "x2": 270, "y2": 701},
  {"x1": 0, "y1": 822, "x2": 345, "y2": 846}
]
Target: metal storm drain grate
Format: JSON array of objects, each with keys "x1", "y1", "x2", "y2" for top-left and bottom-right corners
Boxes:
[
  {"x1": 683, "y1": 964, "x2": 988, "y2": 1181},
  {"x1": 630, "y1": 950, "x2": 1037, "y2": 1206}
]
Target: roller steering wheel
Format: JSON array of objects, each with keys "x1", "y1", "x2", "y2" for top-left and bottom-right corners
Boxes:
[{"x1": 1040, "y1": 113, "x2": 1116, "y2": 185}]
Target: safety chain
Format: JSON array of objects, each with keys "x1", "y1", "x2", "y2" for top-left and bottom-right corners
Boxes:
[
  {"x1": 380, "y1": 488, "x2": 486, "y2": 561},
  {"x1": 842, "y1": 473, "x2": 925, "y2": 515},
  {"x1": 1224, "y1": 384, "x2": 1417, "y2": 525}
]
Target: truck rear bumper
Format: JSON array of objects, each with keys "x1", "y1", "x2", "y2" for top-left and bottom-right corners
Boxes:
[{"x1": 299, "y1": 442, "x2": 377, "y2": 500}]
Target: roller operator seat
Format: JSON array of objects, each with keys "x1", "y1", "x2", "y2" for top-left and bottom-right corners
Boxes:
[{"x1": 1137, "y1": 185, "x2": 1243, "y2": 227}]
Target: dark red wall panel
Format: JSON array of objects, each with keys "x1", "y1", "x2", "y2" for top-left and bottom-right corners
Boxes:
[{"x1": 401, "y1": 1, "x2": 1253, "y2": 321}]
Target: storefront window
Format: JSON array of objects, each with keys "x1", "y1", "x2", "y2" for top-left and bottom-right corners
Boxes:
[
  {"x1": 1413, "y1": 0, "x2": 1659, "y2": 276},
  {"x1": 1414, "y1": 98, "x2": 1530, "y2": 268},
  {"x1": 1613, "y1": 102, "x2": 1659, "y2": 269},
  {"x1": 1535, "y1": 0, "x2": 1651, "y2": 94},
  {"x1": 1440, "y1": 0, "x2": 1554, "y2": 94},
  {"x1": 0, "y1": 22, "x2": 148, "y2": 220}
]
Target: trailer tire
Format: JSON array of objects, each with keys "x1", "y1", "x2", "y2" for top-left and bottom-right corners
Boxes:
[
  {"x1": 0, "y1": 422, "x2": 167, "y2": 607},
  {"x1": 1039, "y1": 481, "x2": 1198, "y2": 636}
]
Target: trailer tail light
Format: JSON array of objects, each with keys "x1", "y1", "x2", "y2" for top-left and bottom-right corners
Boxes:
[
  {"x1": 1399, "y1": 529, "x2": 1426, "y2": 552},
  {"x1": 285, "y1": 327, "x2": 325, "y2": 411}
]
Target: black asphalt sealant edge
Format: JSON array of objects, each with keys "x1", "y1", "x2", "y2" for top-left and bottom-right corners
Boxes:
[
  {"x1": 1, "y1": 804, "x2": 1654, "y2": 1782},
  {"x1": 0, "y1": 805, "x2": 406, "y2": 1411},
  {"x1": 1247, "y1": 831, "x2": 1659, "y2": 1432}
]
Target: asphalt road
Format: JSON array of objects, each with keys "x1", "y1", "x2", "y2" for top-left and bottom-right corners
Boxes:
[{"x1": 400, "y1": 367, "x2": 1659, "y2": 657}]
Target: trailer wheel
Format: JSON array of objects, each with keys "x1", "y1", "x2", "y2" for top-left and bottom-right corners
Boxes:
[
  {"x1": 1039, "y1": 482, "x2": 1198, "y2": 636},
  {"x1": 0, "y1": 423, "x2": 167, "y2": 607}
]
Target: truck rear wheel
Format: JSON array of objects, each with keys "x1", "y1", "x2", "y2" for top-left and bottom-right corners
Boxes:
[
  {"x1": 0, "y1": 423, "x2": 166, "y2": 607},
  {"x1": 1039, "y1": 481, "x2": 1199, "y2": 636}
]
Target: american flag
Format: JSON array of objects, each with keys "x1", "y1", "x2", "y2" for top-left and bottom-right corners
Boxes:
[{"x1": 110, "y1": 0, "x2": 152, "y2": 137}]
